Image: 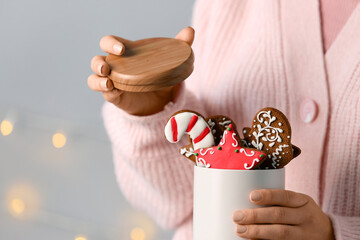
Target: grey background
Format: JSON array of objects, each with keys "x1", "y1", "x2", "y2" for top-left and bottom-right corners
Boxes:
[{"x1": 0, "y1": 0, "x2": 195, "y2": 239}]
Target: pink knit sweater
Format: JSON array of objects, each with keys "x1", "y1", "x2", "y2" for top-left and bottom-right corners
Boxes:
[{"x1": 103, "y1": 0, "x2": 360, "y2": 239}]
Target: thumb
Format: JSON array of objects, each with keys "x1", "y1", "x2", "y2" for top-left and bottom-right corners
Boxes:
[{"x1": 175, "y1": 27, "x2": 195, "y2": 46}]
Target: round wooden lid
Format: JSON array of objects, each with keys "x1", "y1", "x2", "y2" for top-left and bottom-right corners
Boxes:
[{"x1": 105, "y1": 37, "x2": 194, "y2": 92}]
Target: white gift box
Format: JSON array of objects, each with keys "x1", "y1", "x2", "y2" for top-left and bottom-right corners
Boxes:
[{"x1": 193, "y1": 166, "x2": 285, "y2": 240}]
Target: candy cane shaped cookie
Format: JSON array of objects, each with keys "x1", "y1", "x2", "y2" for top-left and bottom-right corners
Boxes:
[{"x1": 164, "y1": 111, "x2": 215, "y2": 150}]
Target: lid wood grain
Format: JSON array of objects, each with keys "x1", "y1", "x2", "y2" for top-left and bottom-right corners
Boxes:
[{"x1": 105, "y1": 37, "x2": 194, "y2": 92}]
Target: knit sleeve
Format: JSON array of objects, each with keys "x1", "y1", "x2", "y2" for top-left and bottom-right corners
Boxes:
[
  {"x1": 101, "y1": 0, "x2": 214, "y2": 231},
  {"x1": 328, "y1": 214, "x2": 360, "y2": 240},
  {"x1": 102, "y1": 83, "x2": 207, "y2": 229}
]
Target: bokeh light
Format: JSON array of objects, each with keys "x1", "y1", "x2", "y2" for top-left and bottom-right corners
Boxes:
[
  {"x1": 74, "y1": 235, "x2": 87, "y2": 240},
  {"x1": 10, "y1": 198, "x2": 25, "y2": 215},
  {"x1": 52, "y1": 132, "x2": 66, "y2": 148},
  {"x1": 131, "y1": 227, "x2": 146, "y2": 240},
  {"x1": 6, "y1": 183, "x2": 40, "y2": 219},
  {"x1": 1, "y1": 120, "x2": 13, "y2": 136}
]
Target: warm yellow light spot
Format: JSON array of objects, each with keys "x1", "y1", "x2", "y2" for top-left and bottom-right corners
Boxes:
[
  {"x1": 131, "y1": 227, "x2": 146, "y2": 240},
  {"x1": 10, "y1": 198, "x2": 25, "y2": 215},
  {"x1": 6, "y1": 184, "x2": 40, "y2": 219},
  {"x1": 74, "y1": 235, "x2": 87, "y2": 240},
  {"x1": 1, "y1": 120, "x2": 13, "y2": 136},
  {"x1": 52, "y1": 133, "x2": 66, "y2": 148}
]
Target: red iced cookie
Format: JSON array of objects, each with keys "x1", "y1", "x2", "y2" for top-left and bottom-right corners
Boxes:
[{"x1": 194, "y1": 124, "x2": 266, "y2": 170}]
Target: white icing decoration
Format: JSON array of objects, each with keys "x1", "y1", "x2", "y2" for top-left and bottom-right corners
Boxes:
[
  {"x1": 270, "y1": 144, "x2": 289, "y2": 168},
  {"x1": 199, "y1": 148, "x2": 215, "y2": 155},
  {"x1": 239, "y1": 148, "x2": 255, "y2": 157},
  {"x1": 180, "y1": 147, "x2": 195, "y2": 157},
  {"x1": 278, "y1": 123, "x2": 282, "y2": 126},
  {"x1": 219, "y1": 120, "x2": 232, "y2": 126},
  {"x1": 231, "y1": 133, "x2": 239, "y2": 147},
  {"x1": 241, "y1": 140, "x2": 249, "y2": 147},
  {"x1": 164, "y1": 112, "x2": 215, "y2": 150},
  {"x1": 208, "y1": 119, "x2": 215, "y2": 129},
  {"x1": 244, "y1": 158, "x2": 260, "y2": 169},
  {"x1": 196, "y1": 158, "x2": 210, "y2": 168},
  {"x1": 251, "y1": 110, "x2": 284, "y2": 151}
]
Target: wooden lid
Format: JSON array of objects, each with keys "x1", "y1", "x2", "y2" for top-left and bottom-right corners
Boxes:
[{"x1": 105, "y1": 37, "x2": 194, "y2": 92}]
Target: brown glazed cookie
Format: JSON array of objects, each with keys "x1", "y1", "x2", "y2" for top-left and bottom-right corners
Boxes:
[
  {"x1": 243, "y1": 127, "x2": 301, "y2": 160},
  {"x1": 242, "y1": 107, "x2": 300, "y2": 169},
  {"x1": 180, "y1": 144, "x2": 197, "y2": 163},
  {"x1": 207, "y1": 115, "x2": 237, "y2": 145}
]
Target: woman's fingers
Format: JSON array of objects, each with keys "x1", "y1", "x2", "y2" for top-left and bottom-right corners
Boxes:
[
  {"x1": 90, "y1": 55, "x2": 110, "y2": 76},
  {"x1": 235, "y1": 224, "x2": 302, "y2": 240},
  {"x1": 175, "y1": 26, "x2": 195, "y2": 46},
  {"x1": 102, "y1": 89, "x2": 123, "y2": 105},
  {"x1": 87, "y1": 74, "x2": 114, "y2": 92},
  {"x1": 99, "y1": 35, "x2": 130, "y2": 55},
  {"x1": 249, "y1": 189, "x2": 310, "y2": 208},
  {"x1": 233, "y1": 207, "x2": 304, "y2": 225}
]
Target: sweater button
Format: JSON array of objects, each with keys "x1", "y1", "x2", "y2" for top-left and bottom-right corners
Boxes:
[{"x1": 300, "y1": 98, "x2": 318, "y2": 123}]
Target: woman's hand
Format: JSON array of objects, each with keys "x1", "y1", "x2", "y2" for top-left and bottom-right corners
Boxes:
[
  {"x1": 87, "y1": 27, "x2": 195, "y2": 116},
  {"x1": 233, "y1": 189, "x2": 335, "y2": 240}
]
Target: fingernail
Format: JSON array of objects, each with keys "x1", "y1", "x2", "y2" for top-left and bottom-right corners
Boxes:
[
  {"x1": 101, "y1": 79, "x2": 108, "y2": 90},
  {"x1": 237, "y1": 225, "x2": 247, "y2": 233},
  {"x1": 113, "y1": 44, "x2": 123, "y2": 54},
  {"x1": 98, "y1": 64, "x2": 103, "y2": 75},
  {"x1": 233, "y1": 211, "x2": 245, "y2": 222},
  {"x1": 251, "y1": 191, "x2": 263, "y2": 201}
]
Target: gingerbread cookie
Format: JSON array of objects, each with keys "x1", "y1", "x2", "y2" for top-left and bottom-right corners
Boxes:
[
  {"x1": 207, "y1": 115, "x2": 237, "y2": 145},
  {"x1": 179, "y1": 115, "x2": 237, "y2": 163},
  {"x1": 193, "y1": 124, "x2": 266, "y2": 169},
  {"x1": 243, "y1": 127, "x2": 301, "y2": 162},
  {"x1": 164, "y1": 110, "x2": 215, "y2": 151},
  {"x1": 164, "y1": 111, "x2": 266, "y2": 169},
  {"x1": 242, "y1": 107, "x2": 299, "y2": 169}
]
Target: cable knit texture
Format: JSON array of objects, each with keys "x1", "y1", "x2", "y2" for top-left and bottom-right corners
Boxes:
[{"x1": 103, "y1": 0, "x2": 360, "y2": 239}]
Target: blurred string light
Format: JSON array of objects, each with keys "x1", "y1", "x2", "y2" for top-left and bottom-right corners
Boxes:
[
  {"x1": 5, "y1": 184, "x2": 156, "y2": 239},
  {"x1": 10, "y1": 198, "x2": 25, "y2": 215},
  {"x1": 74, "y1": 235, "x2": 87, "y2": 240},
  {"x1": 131, "y1": 227, "x2": 146, "y2": 240},
  {"x1": 6, "y1": 183, "x2": 40, "y2": 219},
  {"x1": 126, "y1": 212, "x2": 156, "y2": 240},
  {"x1": 1, "y1": 106, "x2": 159, "y2": 239},
  {"x1": 1, "y1": 119, "x2": 14, "y2": 136},
  {"x1": 52, "y1": 132, "x2": 67, "y2": 148}
]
